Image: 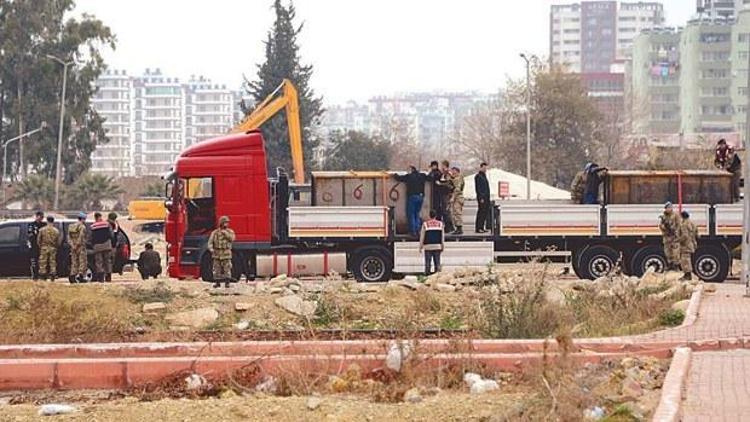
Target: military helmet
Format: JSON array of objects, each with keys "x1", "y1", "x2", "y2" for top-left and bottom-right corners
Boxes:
[
  {"x1": 108, "y1": 212, "x2": 118, "y2": 221},
  {"x1": 219, "y1": 216, "x2": 230, "y2": 225}
]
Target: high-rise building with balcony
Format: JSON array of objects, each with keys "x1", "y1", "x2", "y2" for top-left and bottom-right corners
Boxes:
[
  {"x1": 132, "y1": 68, "x2": 185, "y2": 176},
  {"x1": 91, "y1": 69, "x2": 133, "y2": 177},
  {"x1": 550, "y1": 1, "x2": 665, "y2": 73},
  {"x1": 185, "y1": 76, "x2": 234, "y2": 147}
]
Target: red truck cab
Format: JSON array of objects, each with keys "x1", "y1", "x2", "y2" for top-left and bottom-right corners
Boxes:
[{"x1": 165, "y1": 131, "x2": 272, "y2": 279}]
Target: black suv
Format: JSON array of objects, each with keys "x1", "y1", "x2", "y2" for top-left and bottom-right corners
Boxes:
[{"x1": 0, "y1": 219, "x2": 132, "y2": 279}]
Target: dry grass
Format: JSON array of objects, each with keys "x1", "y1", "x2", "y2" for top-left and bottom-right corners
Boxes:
[{"x1": 0, "y1": 282, "x2": 139, "y2": 343}]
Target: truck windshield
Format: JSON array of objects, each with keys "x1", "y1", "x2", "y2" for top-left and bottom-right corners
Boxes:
[{"x1": 182, "y1": 177, "x2": 216, "y2": 235}]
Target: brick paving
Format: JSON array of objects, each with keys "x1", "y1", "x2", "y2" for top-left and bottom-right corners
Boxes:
[
  {"x1": 682, "y1": 350, "x2": 750, "y2": 421},
  {"x1": 675, "y1": 284, "x2": 750, "y2": 421},
  {"x1": 634, "y1": 284, "x2": 750, "y2": 344}
]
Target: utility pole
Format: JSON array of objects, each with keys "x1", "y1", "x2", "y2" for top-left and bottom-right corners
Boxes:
[
  {"x1": 2, "y1": 123, "x2": 46, "y2": 206},
  {"x1": 744, "y1": 35, "x2": 750, "y2": 297},
  {"x1": 520, "y1": 53, "x2": 533, "y2": 200},
  {"x1": 47, "y1": 55, "x2": 75, "y2": 211}
]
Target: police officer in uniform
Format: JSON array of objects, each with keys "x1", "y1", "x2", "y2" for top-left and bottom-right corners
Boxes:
[
  {"x1": 208, "y1": 216, "x2": 235, "y2": 288},
  {"x1": 659, "y1": 202, "x2": 682, "y2": 272},
  {"x1": 37, "y1": 216, "x2": 61, "y2": 281},
  {"x1": 68, "y1": 212, "x2": 88, "y2": 283},
  {"x1": 679, "y1": 210, "x2": 699, "y2": 281},
  {"x1": 27, "y1": 211, "x2": 45, "y2": 280}
]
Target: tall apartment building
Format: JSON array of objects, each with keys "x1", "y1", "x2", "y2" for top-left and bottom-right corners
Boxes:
[
  {"x1": 630, "y1": 17, "x2": 742, "y2": 136},
  {"x1": 680, "y1": 22, "x2": 733, "y2": 134},
  {"x1": 731, "y1": 9, "x2": 750, "y2": 134},
  {"x1": 91, "y1": 70, "x2": 133, "y2": 177},
  {"x1": 630, "y1": 29, "x2": 682, "y2": 134},
  {"x1": 91, "y1": 69, "x2": 240, "y2": 177},
  {"x1": 132, "y1": 69, "x2": 185, "y2": 176},
  {"x1": 697, "y1": 0, "x2": 750, "y2": 20},
  {"x1": 185, "y1": 76, "x2": 234, "y2": 147},
  {"x1": 550, "y1": 1, "x2": 665, "y2": 73}
]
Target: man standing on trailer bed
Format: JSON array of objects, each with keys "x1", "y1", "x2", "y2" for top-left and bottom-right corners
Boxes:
[
  {"x1": 448, "y1": 167, "x2": 465, "y2": 235},
  {"x1": 659, "y1": 202, "x2": 682, "y2": 271},
  {"x1": 679, "y1": 210, "x2": 698, "y2": 281},
  {"x1": 208, "y1": 216, "x2": 235, "y2": 288},
  {"x1": 394, "y1": 165, "x2": 429, "y2": 237}
]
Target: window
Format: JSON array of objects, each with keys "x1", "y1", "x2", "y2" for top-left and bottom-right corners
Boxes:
[
  {"x1": 182, "y1": 177, "x2": 216, "y2": 235},
  {"x1": 0, "y1": 225, "x2": 20, "y2": 244}
]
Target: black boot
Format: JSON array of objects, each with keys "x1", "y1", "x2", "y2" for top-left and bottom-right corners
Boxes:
[
  {"x1": 213, "y1": 278, "x2": 222, "y2": 288},
  {"x1": 49, "y1": 273, "x2": 56, "y2": 282},
  {"x1": 105, "y1": 273, "x2": 112, "y2": 282},
  {"x1": 453, "y1": 226, "x2": 463, "y2": 235}
]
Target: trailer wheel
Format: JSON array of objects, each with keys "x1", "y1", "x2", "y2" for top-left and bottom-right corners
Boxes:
[
  {"x1": 200, "y1": 253, "x2": 214, "y2": 282},
  {"x1": 571, "y1": 248, "x2": 586, "y2": 279},
  {"x1": 352, "y1": 247, "x2": 393, "y2": 283},
  {"x1": 693, "y1": 245, "x2": 730, "y2": 283},
  {"x1": 630, "y1": 246, "x2": 667, "y2": 277},
  {"x1": 578, "y1": 245, "x2": 619, "y2": 280}
]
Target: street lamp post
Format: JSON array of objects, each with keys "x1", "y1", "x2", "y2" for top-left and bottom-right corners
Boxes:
[
  {"x1": 2, "y1": 123, "x2": 47, "y2": 206},
  {"x1": 520, "y1": 53, "x2": 533, "y2": 200},
  {"x1": 46, "y1": 54, "x2": 75, "y2": 211}
]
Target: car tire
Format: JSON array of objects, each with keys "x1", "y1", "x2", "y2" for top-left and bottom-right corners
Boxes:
[
  {"x1": 578, "y1": 245, "x2": 619, "y2": 280},
  {"x1": 630, "y1": 245, "x2": 668, "y2": 277},
  {"x1": 352, "y1": 247, "x2": 393, "y2": 282},
  {"x1": 693, "y1": 245, "x2": 730, "y2": 283}
]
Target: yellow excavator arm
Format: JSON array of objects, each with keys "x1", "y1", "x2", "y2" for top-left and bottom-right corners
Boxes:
[{"x1": 232, "y1": 79, "x2": 305, "y2": 184}]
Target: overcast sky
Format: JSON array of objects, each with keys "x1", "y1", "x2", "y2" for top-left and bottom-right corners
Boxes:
[{"x1": 73, "y1": 0, "x2": 694, "y2": 104}]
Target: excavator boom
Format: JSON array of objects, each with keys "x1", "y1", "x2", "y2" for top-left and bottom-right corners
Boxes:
[{"x1": 232, "y1": 79, "x2": 305, "y2": 184}]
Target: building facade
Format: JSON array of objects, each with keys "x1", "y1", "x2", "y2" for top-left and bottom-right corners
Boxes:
[
  {"x1": 630, "y1": 29, "x2": 682, "y2": 134},
  {"x1": 91, "y1": 69, "x2": 240, "y2": 177},
  {"x1": 90, "y1": 70, "x2": 133, "y2": 177},
  {"x1": 697, "y1": 0, "x2": 750, "y2": 20},
  {"x1": 550, "y1": 1, "x2": 665, "y2": 73}
]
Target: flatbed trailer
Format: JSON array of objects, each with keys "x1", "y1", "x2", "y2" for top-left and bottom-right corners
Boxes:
[{"x1": 165, "y1": 131, "x2": 743, "y2": 283}]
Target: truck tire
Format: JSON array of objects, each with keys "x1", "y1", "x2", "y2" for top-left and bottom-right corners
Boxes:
[
  {"x1": 578, "y1": 245, "x2": 619, "y2": 280},
  {"x1": 200, "y1": 253, "x2": 214, "y2": 282},
  {"x1": 571, "y1": 248, "x2": 586, "y2": 279},
  {"x1": 630, "y1": 246, "x2": 667, "y2": 277},
  {"x1": 352, "y1": 247, "x2": 393, "y2": 282},
  {"x1": 693, "y1": 245, "x2": 730, "y2": 283}
]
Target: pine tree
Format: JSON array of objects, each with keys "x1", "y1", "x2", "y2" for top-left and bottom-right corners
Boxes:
[{"x1": 245, "y1": 0, "x2": 323, "y2": 175}]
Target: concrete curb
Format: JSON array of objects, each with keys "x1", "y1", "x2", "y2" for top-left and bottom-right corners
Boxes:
[
  {"x1": 681, "y1": 284, "x2": 703, "y2": 328},
  {"x1": 652, "y1": 347, "x2": 691, "y2": 422},
  {"x1": 0, "y1": 348, "x2": 676, "y2": 391}
]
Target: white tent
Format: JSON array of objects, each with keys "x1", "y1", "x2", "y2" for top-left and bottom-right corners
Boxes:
[{"x1": 462, "y1": 168, "x2": 570, "y2": 200}]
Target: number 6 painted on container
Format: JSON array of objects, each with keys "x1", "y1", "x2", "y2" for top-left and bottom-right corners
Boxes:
[
  {"x1": 353, "y1": 184, "x2": 364, "y2": 200},
  {"x1": 389, "y1": 183, "x2": 401, "y2": 201}
]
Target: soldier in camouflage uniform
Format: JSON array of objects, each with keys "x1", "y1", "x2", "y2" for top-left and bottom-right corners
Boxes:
[
  {"x1": 659, "y1": 202, "x2": 682, "y2": 272},
  {"x1": 678, "y1": 210, "x2": 699, "y2": 281},
  {"x1": 208, "y1": 215, "x2": 235, "y2": 288},
  {"x1": 570, "y1": 164, "x2": 590, "y2": 204},
  {"x1": 68, "y1": 212, "x2": 88, "y2": 283},
  {"x1": 37, "y1": 216, "x2": 61, "y2": 281},
  {"x1": 448, "y1": 167, "x2": 465, "y2": 235}
]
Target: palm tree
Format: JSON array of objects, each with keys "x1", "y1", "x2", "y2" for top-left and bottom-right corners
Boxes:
[
  {"x1": 69, "y1": 173, "x2": 124, "y2": 211},
  {"x1": 11, "y1": 175, "x2": 54, "y2": 210}
]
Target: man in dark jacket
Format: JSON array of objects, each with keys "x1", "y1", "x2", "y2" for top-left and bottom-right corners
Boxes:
[
  {"x1": 474, "y1": 162, "x2": 491, "y2": 233},
  {"x1": 583, "y1": 163, "x2": 608, "y2": 205},
  {"x1": 137, "y1": 243, "x2": 162, "y2": 280},
  {"x1": 394, "y1": 165, "x2": 429, "y2": 236},
  {"x1": 27, "y1": 211, "x2": 46, "y2": 280},
  {"x1": 428, "y1": 161, "x2": 444, "y2": 223}
]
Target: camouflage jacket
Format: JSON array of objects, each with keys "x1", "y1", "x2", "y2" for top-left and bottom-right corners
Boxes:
[
  {"x1": 659, "y1": 212, "x2": 680, "y2": 242},
  {"x1": 37, "y1": 225, "x2": 60, "y2": 249},
  {"x1": 68, "y1": 222, "x2": 87, "y2": 248},
  {"x1": 678, "y1": 220, "x2": 699, "y2": 253},
  {"x1": 208, "y1": 228, "x2": 235, "y2": 260},
  {"x1": 449, "y1": 175, "x2": 465, "y2": 201},
  {"x1": 570, "y1": 171, "x2": 587, "y2": 203}
]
